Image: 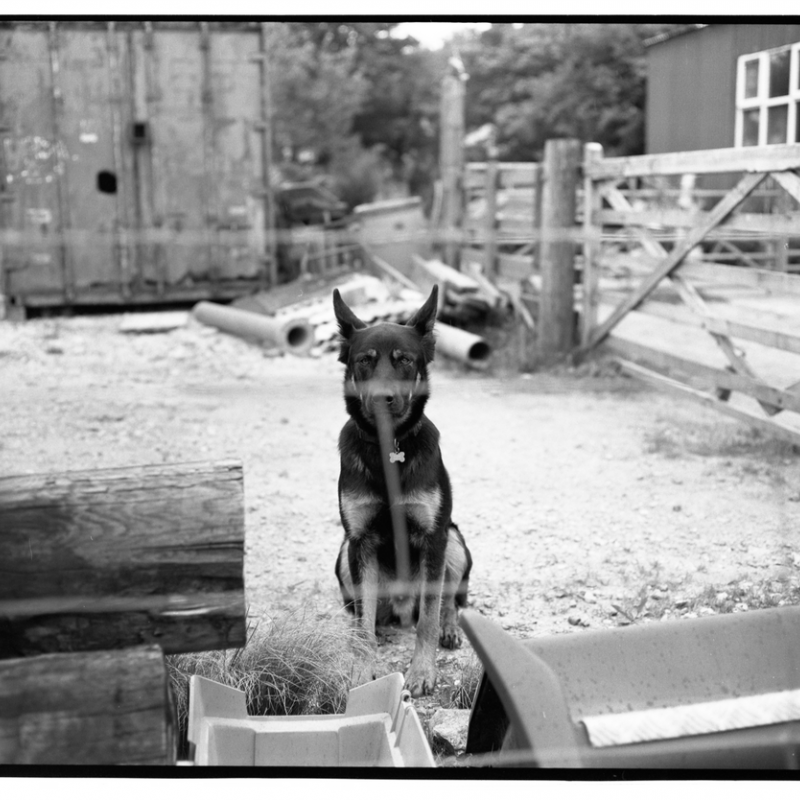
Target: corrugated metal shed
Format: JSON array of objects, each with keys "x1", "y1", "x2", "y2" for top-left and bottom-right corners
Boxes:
[{"x1": 646, "y1": 23, "x2": 800, "y2": 155}]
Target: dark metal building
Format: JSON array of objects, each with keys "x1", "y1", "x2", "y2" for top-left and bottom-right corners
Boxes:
[{"x1": 646, "y1": 23, "x2": 800, "y2": 154}]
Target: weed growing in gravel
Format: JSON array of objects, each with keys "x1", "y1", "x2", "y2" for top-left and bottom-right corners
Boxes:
[
  {"x1": 445, "y1": 655, "x2": 484, "y2": 711},
  {"x1": 167, "y1": 608, "x2": 373, "y2": 757},
  {"x1": 644, "y1": 419, "x2": 799, "y2": 462},
  {"x1": 613, "y1": 571, "x2": 800, "y2": 625}
]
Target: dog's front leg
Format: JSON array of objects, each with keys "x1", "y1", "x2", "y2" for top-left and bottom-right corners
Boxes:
[
  {"x1": 351, "y1": 550, "x2": 380, "y2": 687},
  {"x1": 405, "y1": 557, "x2": 444, "y2": 697}
]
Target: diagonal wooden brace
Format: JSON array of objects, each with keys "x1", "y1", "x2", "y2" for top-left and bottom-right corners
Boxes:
[
  {"x1": 585, "y1": 175, "x2": 780, "y2": 415},
  {"x1": 580, "y1": 171, "x2": 767, "y2": 353}
]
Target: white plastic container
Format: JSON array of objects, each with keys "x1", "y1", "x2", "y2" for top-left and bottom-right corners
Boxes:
[{"x1": 187, "y1": 672, "x2": 435, "y2": 767}]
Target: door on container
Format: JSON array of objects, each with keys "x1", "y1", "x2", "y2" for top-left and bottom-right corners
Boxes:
[
  {"x1": 141, "y1": 23, "x2": 266, "y2": 291},
  {"x1": 0, "y1": 23, "x2": 130, "y2": 303},
  {"x1": 56, "y1": 23, "x2": 131, "y2": 299},
  {"x1": 0, "y1": 25, "x2": 74, "y2": 301}
]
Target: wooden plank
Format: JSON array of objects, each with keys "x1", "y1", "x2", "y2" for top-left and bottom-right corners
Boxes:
[
  {"x1": 497, "y1": 252, "x2": 535, "y2": 280},
  {"x1": 581, "y1": 172, "x2": 767, "y2": 352},
  {"x1": 772, "y1": 170, "x2": 800, "y2": 205},
  {"x1": 598, "y1": 208, "x2": 800, "y2": 237},
  {"x1": 0, "y1": 460, "x2": 246, "y2": 658},
  {"x1": 498, "y1": 163, "x2": 540, "y2": 189},
  {"x1": 603, "y1": 252, "x2": 800, "y2": 297},
  {"x1": 363, "y1": 247, "x2": 421, "y2": 292},
  {"x1": 603, "y1": 336, "x2": 800, "y2": 414},
  {"x1": 587, "y1": 144, "x2": 800, "y2": 180},
  {"x1": 599, "y1": 294, "x2": 698, "y2": 327},
  {"x1": 582, "y1": 143, "x2": 604, "y2": 346},
  {"x1": 669, "y1": 273, "x2": 782, "y2": 416},
  {"x1": 704, "y1": 315, "x2": 800, "y2": 357},
  {"x1": 485, "y1": 160, "x2": 498, "y2": 275},
  {"x1": 439, "y1": 75, "x2": 464, "y2": 266},
  {"x1": 0, "y1": 646, "x2": 175, "y2": 764},
  {"x1": 497, "y1": 213, "x2": 537, "y2": 232},
  {"x1": 411, "y1": 254, "x2": 480, "y2": 291},
  {"x1": 615, "y1": 359, "x2": 800, "y2": 448},
  {"x1": 678, "y1": 262, "x2": 800, "y2": 298}
]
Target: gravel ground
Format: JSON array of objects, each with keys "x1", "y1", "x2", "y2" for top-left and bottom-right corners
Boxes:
[{"x1": 2, "y1": 310, "x2": 800, "y2": 722}]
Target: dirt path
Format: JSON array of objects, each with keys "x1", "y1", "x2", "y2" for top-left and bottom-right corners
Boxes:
[{"x1": 2, "y1": 311, "x2": 799, "y2": 717}]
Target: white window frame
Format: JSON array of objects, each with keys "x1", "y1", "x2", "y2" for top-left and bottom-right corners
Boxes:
[{"x1": 735, "y1": 42, "x2": 800, "y2": 147}]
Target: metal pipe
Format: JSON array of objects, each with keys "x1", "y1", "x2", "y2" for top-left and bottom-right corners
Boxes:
[
  {"x1": 435, "y1": 321, "x2": 491, "y2": 369},
  {"x1": 193, "y1": 300, "x2": 314, "y2": 355}
]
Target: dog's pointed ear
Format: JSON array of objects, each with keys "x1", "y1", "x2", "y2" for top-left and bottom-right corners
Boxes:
[
  {"x1": 405, "y1": 285, "x2": 438, "y2": 362},
  {"x1": 333, "y1": 288, "x2": 368, "y2": 339},
  {"x1": 406, "y1": 285, "x2": 438, "y2": 336}
]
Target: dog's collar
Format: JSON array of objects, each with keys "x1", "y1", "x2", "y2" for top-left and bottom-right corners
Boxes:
[{"x1": 356, "y1": 420, "x2": 422, "y2": 447}]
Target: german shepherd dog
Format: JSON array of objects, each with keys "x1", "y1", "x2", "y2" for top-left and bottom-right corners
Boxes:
[{"x1": 333, "y1": 285, "x2": 472, "y2": 697}]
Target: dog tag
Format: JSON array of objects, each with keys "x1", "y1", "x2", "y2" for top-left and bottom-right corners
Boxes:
[{"x1": 389, "y1": 444, "x2": 405, "y2": 464}]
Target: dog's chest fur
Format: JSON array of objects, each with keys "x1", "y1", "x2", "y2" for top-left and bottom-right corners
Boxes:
[{"x1": 338, "y1": 417, "x2": 450, "y2": 545}]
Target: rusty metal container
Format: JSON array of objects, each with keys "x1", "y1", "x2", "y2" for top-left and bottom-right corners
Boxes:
[{"x1": 0, "y1": 21, "x2": 278, "y2": 310}]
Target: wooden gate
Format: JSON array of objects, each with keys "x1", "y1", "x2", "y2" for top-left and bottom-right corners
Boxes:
[{"x1": 580, "y1": 143, "x2": 800, "y2": 445}]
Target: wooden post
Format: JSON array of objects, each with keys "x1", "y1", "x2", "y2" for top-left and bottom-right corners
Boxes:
[
  {"x1": 439, "y1": 74, "x2": 465, "y2": 267},
  {"x1": 484, "y1": 158, "x2": 498, "y2": 276},
  {"x1": 581, "y1": 143, "x2": 604, "y2": 348},
  {"x1": 257, "y1": 22, "x2": 279, "y2": 288},
  {"x1": 537, "y1": 138, "x2": 582, "y2": 364},
  {"x1": 0, "y1": 460, "x2": 246, "y2": 659},
  {"x1": 0, "y1": 646, "x2": 176, "y2": 764}
]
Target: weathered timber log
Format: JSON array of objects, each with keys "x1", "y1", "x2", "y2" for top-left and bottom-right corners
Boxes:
[
  {"x1": 0, "y1": 460, "x2": 246, "y2": 659},
  {"x1": 0, "y1": 646, "x2": 175, "y2": 764}
]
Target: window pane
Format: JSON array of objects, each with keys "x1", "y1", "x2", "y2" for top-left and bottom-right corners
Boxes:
[
  {"x1": 796, "y1": 101, "x2": 800, "y2": 143},
  {"x1": 742, "y1": 108, "x2": 760, "y2": 146},
  {"x1": 769, "y1": 49, "x2": 790, "y2": 97},
  {"x1": 744, "y1": 58, "x2": 759, "y2": 98},
  {"x1": 767, "y1": 104, "x2": 788, "y2": 144}
]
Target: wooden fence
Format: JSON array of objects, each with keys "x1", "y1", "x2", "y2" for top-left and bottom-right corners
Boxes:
[
  {"x1": 457, "y1": 141, "x2": 800, "y2": 445},
  {"x1": 581, "y1": 142, "x2": 800, "y2": 446}
]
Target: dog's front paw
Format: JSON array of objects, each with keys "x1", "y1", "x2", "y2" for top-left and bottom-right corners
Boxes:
[
  {"x1": 404, "y1": 661, "x2": 437, "y2": 698},
  {"x1": 439, "y1": 622, "x2": 462, "y2": 649}
]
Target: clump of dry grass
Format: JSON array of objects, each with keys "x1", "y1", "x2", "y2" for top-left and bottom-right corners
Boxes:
[
  {"x1": 167, "y1": 607, "x2": 373, "y2": 757},
  {"x1": 446, "y1": 655, "x2": 484, "y2": 711}
]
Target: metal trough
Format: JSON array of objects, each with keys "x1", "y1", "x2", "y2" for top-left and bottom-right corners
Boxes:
[{"x1": 461, "y1": 606, "x2": 800, "y2": 768}]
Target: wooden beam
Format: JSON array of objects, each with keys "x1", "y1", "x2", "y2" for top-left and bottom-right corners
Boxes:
[
  {"x1": 497, "y1": 252, "x2": 535, "y2": 280},
  {"x1": 581, "y1": 143, "x2": 604, "y2": 346},
  {"x1": 0, "y1": 460, "x2": 246, "y2": 659},
  {"x1": 616, "y1": 359, "x2": 800, "y2": 448},
  {"x1": 587, "y1": 144, "x2": 800, "y2": 180},
  {"x1": 704, "y1": 315, "x2": 800, "y2": 357},
  {"x1": 678, "y1": 261, "x2": 800, "y2": 297},
  {"x1": 537, "y1": 138, "x2": 581, "y2": 364},
  {"x1": 484, "y1": 159, "x2": 499, "y2": 275},
  {"x1": 603, "y1": 336, "x2": 800, "y2": 414},
  {"x1": 771, "y1": 170, "x2": 800, "y2": 205},
  {"x1": 598, "y1": 207, "x2": 800, "y2": 237},
  {"x1": 0, "y1": 646, "x2": 175, "y2": 764},
  {"x1": 581, "y1": 172, "x2": 767, "y2": 352}
]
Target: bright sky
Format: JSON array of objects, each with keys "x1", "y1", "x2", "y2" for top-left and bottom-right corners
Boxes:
[{"x1": 392, "y1": 22, "x2": 492, "y2": 50}]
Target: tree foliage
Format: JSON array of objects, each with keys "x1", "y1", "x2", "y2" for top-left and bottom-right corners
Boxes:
[
  {"x1": 265, "y1": 21, "x2": 688, "y2": 200},
  {"x1": 457, "y1": 22, "x2": 688, "y2": 160}
]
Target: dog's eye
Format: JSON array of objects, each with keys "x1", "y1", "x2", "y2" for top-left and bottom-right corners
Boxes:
[
  {"x1": 397, "y1": 355, "x2": 413, "y2": 366},
  {"x1": 356, "y1": 354, "x2": 371, "y2": 365}
]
